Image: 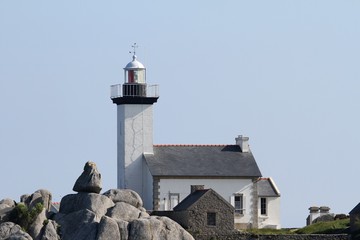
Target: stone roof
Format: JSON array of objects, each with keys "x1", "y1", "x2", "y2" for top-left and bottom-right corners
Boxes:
[
  {"x1": 173, "y1": 188, "x2": 234, "y2": 211},
  {"x1": 144, "y1": 145, "x2": 262, "y2": 178},
  {"x1": 173, "y1": 189, "x2": 209, "y2": 211}
]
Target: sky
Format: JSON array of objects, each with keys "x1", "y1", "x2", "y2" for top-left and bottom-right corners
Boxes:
[{"x1": 1, "y1": 1, "x2": 359, "y2": 228}]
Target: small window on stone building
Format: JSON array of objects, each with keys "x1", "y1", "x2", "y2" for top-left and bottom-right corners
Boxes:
[
  {"x1": 207, "y1": 212, "x2": 216, "y2": 226},
  {"x1": 261, "y1": 197, "x2": 267, "y2": 215}
]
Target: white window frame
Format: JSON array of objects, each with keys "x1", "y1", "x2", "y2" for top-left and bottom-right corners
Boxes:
[{"x1": 233, "y1": 194, "x2": 245, "y2": 215}]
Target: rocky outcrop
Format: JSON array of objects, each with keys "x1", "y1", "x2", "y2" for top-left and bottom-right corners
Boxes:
[
  {"x1": 38, "y1": 220, "x2": 59, "y2": 240},
  {"x1": 106, "y1": 202, "x2": 142, "y2": 222},
  {"x1": 28, "y1": 208, "x2": 47, "y2": 239},
  {"x1": 0, "y1": 199, "x2": 15, "y2": 223},
  {"x1": 313, "y1": 214, "x2": 335, "y2": 223},
  {"x1": 96, "y1": 216, "x2": 121, "y2": 240},
  {"x1": 0, "y1": 198, "x2": 16, "y2": 210},
  {"x1": 129, "y1": 216, "x2": 194, "y2": 240},
  {"x1": 73, "y1": 161, "x2": 102, "y2": 194},
  {"x1": 28, "y1": 189, "x2": 53, "y2": 211},
  {"x1": 0, "y1": 206, "x2": 13, "y2": 223},
  {"x1": 0, "y1": 222, "x2": 32, "y2": 240},
  {"x1": 56, "y1": 209, "x2": 99, "y2": 240},
  {"x1": 59, "y1": 192, "x2": 114, "y2": 217},
  {"x1": 0, "y1": 161, "x2": 194, "y2": 240},
  {"x1": 103, "y1": 189, "x2": 143, "y2": 208}
]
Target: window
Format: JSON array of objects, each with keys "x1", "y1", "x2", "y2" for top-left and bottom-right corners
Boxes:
[
  {"x1": 261, "y1": 197, "x2": 267, "y2": 215},
  {"x1": 234, "y1": 195, "x2": 244, "y2": 214},
  {"x1": 207, "y1": 212, "x2": 216, "y2": 226},
  {"x1": 169, "y1": 193, "x2": 180, "y2": 209}
]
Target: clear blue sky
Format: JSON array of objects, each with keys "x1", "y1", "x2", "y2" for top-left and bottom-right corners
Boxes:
[{"x1": 1, "y1": 1, "x2": 359, "y2": 228}]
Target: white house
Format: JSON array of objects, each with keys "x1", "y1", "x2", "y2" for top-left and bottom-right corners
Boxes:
[{"x1": 110, "y1": 48, "x2": 281, "y2": 229}]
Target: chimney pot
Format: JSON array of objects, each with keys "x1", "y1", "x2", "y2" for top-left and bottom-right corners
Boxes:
[
  {"x1": 319, "y1": 206, "x2": 330, "y2": 213},
  {"x1": 309, "y1": 206, "x2": 319, "y2": 213}
]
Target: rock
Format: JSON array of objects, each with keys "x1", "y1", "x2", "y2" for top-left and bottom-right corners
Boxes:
[
  {"x1": 59, "y1": 193, "x2": 114, "y2": 218},
  {"x1": 106, "y1": 202, "x2": 141, "y2": 222},
  {"x1": 103, "y1": 189, "x2": 143, "y2": 208},
  {"x1": 55, "y1": 209, "x2": 99, "y2": 240},
  {"x1": 0, "y1": 198, "x2": 16, "y2": 210},
  {"x1": 73, "y1": 161, "x2": 102, "y2": 194},
  {"x1": 0, "y1": 161, "x2": 196, "y2": 240},
  {"x1": 96, "y1": 216, "x2": 121, "y2": 240},
  {"x1": 29, "y1": 190, "x2": 52, "y2": 211},
  {"x1": 20, "y1": 194, "x2": 31, "y2": 205},
  {"x1": 129, "y1": 216, "x2": 194, "y2": 240},
  {"x1": 138, "y1": 207, "x2": 147, "y2": 212},
  {"x1": 139, "y1": 211, "x2": 150, "y2": 218},
  {"x1": 28, "y1": 208, "x2": 47, "y2": 240},
  {"x1": 0, "y1": 207, "x2": 14, "y2": 223},
  {"x1": 159, "y1": 216, "x2": 194, "y2": 240},
  {"x1": 313, "y1": 214, "x2": 335, "y2": 223},
  {"x1": 116, "y1": 219, "x2": 129, "y2": 240},
  {"x1": 0, "y1": 222, "x2": 32, "y2": 240},
  {"x1": 8, "y1": 231, "x2": 33, "y2": 240},
  {"x1": 37, "y1": 220, "x2": 60, "y2": 240},
  {"x1": 128, "y1": 217, "x2": 161, "y2": 240},
  {"x1": 335, "y1": 214, "x2": 348, "y2": 220}
]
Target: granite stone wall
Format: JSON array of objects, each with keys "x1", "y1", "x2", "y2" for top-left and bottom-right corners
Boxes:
[
  {"x1": 184, "y1": 191, "x2": 234, "y2": 234},
  {"x1": 152, "y1": 190, "x2": 234, "y2": 235}
]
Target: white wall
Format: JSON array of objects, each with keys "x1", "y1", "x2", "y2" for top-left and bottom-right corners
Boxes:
[
  {"x1": 258, "y1": 197, "x2": 281, "y2": 229},
  {"x1": 117, "y1": 104, "x2": 154, "y2": 196},
  {"x1": 142, "y1": 158, "x2": 153, "y2": 210}
]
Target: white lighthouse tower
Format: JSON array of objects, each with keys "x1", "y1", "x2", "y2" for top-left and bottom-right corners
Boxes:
[{"x1": 110, "y1": 44, "x2": 159, "y2": 198}]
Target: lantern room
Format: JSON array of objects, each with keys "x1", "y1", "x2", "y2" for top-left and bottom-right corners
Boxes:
[{"x1": 124, "y1": 55, "x2": 146, "y2": 84}]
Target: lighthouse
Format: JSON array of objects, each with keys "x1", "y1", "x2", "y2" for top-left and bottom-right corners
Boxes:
[{"x1": 110, "y1": 44, "x2": 159, "y2": 197}]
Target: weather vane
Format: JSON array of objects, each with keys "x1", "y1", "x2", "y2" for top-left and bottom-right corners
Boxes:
[{"x1": 129, "y1": 43, "x2": 138, "y2": 57}]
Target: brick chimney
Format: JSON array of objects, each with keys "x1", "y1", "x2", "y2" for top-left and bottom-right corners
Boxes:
[
  {"x1": 191, "y1": 185, "x2": 204, "y2": 193},
  {"x1": 236, "y1": 135, "x2": 250, "y2": 153}
]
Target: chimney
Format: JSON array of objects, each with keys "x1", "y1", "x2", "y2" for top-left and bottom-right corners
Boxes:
[
  {"x1": 191, "y1": 185, "x2": 204, "y2": 193},
  {"x1": 236, "y1": 135, "x2": 250, "y2": 153},
  {"x1": 319, "y1": 206, "x2": 330, "y2": 215},
  {"x1": 307, "y1": 206, "x2": 320, "y2": 225},
  {"x1": 309, "y1": 206, "x2": 320, "y2": 213}
]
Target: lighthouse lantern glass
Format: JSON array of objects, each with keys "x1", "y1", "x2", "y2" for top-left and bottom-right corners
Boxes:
[{"x1": 125, "y1": 69, "x2": 145, "y2": 84}]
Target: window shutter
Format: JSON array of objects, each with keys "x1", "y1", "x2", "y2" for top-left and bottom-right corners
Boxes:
[
  {"x1": 230, "y1": 195, "x2": 235, "y2": 206},
  {"x1": 243, "y1": 195, "x2": 246, "y2": 213}
]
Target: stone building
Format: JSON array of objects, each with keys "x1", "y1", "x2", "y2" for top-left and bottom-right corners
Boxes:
[
  {"x1": 171, "y1": 185, "x2": 234, "y2": 234},
  {"x1": 349, "y1": 202, "x2": 360, "y2": 238}
]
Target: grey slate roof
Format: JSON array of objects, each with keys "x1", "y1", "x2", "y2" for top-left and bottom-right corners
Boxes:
[
  {"x1": 144, "y1": 145, "x2": 262, "y2": 177},
  {"x1": 350, "y1": 202, "x2": 360, "y2": 214},
  {"x1": 257, "y1": 178, "x2": 281, "y2": 197}
]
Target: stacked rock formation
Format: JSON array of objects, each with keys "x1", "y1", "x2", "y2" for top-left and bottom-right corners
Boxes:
[
  {"x1": 0, "y1": 189, "x2": 58, "y2": 240},
  {"x1": 0, "y1": 161, "x2": 194, "y2": 240}
]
